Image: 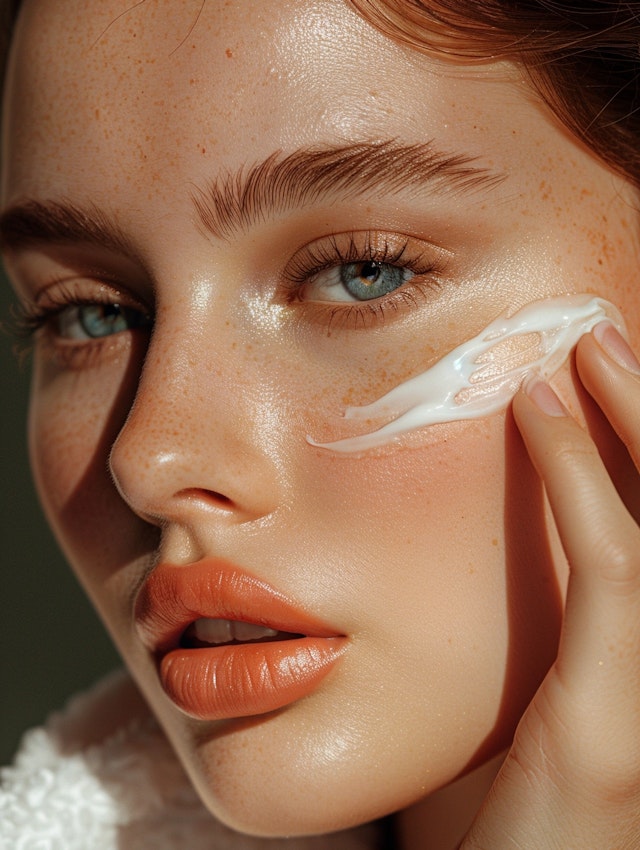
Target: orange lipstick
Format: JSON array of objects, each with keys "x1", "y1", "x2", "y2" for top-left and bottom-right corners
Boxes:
[{"x1": 135, "y1": 560, "x2": 347, "y2": 720}]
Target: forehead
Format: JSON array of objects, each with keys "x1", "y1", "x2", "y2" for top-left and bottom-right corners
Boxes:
[{"x1": 2, "y1": 0, "x2": 538, "y2": 202}]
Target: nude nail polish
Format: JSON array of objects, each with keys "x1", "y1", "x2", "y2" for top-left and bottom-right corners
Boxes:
[
  {"x1": 524, "y1": 376, "x2": 567, "y2": 417},
  {"x1": 593, "y1": 322, "x2": 640, "y2": 374}
]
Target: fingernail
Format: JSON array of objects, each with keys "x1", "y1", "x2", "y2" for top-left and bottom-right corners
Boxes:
[
  {"x1": 524, "y1": 376, "x2": 568, "y2": 416},
  {"x1": 593, "y1": 322, "x2": 640, "y2": 375}
]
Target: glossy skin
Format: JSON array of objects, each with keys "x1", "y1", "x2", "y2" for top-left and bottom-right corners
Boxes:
[{"x1": 2, "y1": 0, "x2": 640, "y2": 841}]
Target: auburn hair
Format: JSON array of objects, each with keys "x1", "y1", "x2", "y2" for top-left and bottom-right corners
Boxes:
[{"x1": 346, "y1": 1, "x2": 640, "y2": 189}]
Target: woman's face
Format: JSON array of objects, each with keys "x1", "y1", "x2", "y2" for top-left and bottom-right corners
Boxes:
[{"x1": 3, "y1": 0, "x2": 640, "y2": 836}]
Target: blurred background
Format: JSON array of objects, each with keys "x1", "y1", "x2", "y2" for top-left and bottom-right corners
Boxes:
[{"x1": 0, "y1": 270, "x2": 119, "y2": 764}]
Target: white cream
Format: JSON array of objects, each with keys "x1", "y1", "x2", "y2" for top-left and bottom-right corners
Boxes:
[{"x1": 308, "y1": 294, "x2": 623, "y2": 453}]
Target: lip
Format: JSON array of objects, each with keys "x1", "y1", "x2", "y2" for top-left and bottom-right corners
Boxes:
[{"x1": 135, "y1": 559, "x2": 347, "y2": 721}]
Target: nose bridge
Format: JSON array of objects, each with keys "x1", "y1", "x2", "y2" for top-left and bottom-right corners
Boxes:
[{"x1": 109, "y1": 309, "x2": 281, "y2": 527}]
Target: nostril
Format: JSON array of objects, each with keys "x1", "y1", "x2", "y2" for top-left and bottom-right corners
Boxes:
[{"x1": 176, "y1": 488, "x2": 236, "y2": 512}]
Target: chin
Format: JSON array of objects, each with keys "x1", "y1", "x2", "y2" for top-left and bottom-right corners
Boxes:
[{"x1": 160, "y1": 705, "x2": 478, "y2": 839}]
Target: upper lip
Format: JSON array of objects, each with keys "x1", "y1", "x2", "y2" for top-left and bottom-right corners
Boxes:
[{"x1": 134, "y1": 558, "x2": 342, "y2": 654}]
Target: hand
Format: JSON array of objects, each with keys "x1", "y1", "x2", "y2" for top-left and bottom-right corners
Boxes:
[{"x1": 461, "y1": 323, "x2": 640, "y2": 850}]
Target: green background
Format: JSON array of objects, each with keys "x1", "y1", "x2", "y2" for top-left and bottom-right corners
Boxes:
[{"x1": 0, "y1": 271, "x2": 119, "y2": 765}]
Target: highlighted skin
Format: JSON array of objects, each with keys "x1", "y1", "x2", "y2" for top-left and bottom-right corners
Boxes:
[{"x1": 309, "y1": 295, "x2": 623, "y2": 453}]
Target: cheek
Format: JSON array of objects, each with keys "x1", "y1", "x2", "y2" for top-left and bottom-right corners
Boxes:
[
  {"x1": 295, "y1": 412, "x2": 562, "y2": 719},
  {"x1": 28, "y1": 350, "x2": 147, "y2": 588}
]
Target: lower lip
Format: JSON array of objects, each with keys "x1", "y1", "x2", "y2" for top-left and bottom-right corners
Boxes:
[{"x1": 159, "y1": 636, "x2": 347, "y2": 720}]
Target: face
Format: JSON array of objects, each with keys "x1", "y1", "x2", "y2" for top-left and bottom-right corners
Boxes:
[{"x1": 3, "y1": 0, "x2": 640, "y2": 837}]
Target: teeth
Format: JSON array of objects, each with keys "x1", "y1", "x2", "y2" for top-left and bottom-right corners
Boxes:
[
  {"x1": 232, "y1": 621, "x2": 279, "y2": 642},
  {"x1": 191, "y1": 618, "x2": 278, "y2": 645},
  {"x1": 192, "y1": 618, "x2": 233, "y2": 644}
]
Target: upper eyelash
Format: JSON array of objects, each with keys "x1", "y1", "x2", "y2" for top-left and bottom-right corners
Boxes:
[
  {"x1": 10, "y1": 300, "x2": 57, "y2": 339},
  {"x1": 10, "y1": 280, "x2": 96, "y2": 338},
  {"x1": 3, "y1": 296, "x2": 76, "y2": 364},
  {"x1": 11, "y1": 281, "x2": 153, "y2": 339},
  {"x1": 284, "y1": 232, "x2": 438, "y2": 288}
]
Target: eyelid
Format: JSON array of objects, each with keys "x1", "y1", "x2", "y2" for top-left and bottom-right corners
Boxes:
[
  {"x1": 5, "y1": 242, "x2": 153, "y2": 315},
  {"x1": 283, "y1": 230, "x2": 451, "y2": 291},
  {"x1": 23, "y1": 274, "x2": 152, "y2": 329}
]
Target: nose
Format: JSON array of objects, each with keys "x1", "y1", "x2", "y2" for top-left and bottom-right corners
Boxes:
[{"x1": 109, "y1": 313, "x2": 282, "y2": 535}]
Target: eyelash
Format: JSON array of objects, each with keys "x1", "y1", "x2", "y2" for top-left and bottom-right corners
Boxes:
[
  {"x1": 12, "y1": 279, "x2": 153, "y2": 368},
  {"x1": 283, "y1": 232, "x2": 446, "y2": 331}
]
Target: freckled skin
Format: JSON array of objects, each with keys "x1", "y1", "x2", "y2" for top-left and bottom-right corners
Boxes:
[{"x1": 3, "y1": 0, "x2": 640, "y2": 840}]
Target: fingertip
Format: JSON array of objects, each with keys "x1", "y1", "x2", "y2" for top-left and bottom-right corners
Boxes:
[
  {"x1": 592, "y1": 321, "x2": 640, "y2": 375},
  {"x1": 522, "y1": 375, "x2": 568, "y2": 417}
]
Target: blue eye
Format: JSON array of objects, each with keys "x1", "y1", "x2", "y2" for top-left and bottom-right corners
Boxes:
[
  {"x1": 304, "y1": 260, "x2": 414, "y2": 304},
  {"x1": 285, "y1": 230, "x2": 445, "y2": 322},
  {"x1": 58, "y1": 303, "x2": 152, "y2": 340},
  {"x1": 339, "y1": 261, "x2": 411, "y2": 301}
]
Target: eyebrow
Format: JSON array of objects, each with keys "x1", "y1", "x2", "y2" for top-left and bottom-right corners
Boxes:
[
  {"x1": 193, "y1": 140, "x2": 505, "y2": 240},
  {"x1": 0, "y1": 140, "x2": 504, "y2": 252},
  {"x1": 0, "y1": 199, "x2": 135, "y2": 255}
]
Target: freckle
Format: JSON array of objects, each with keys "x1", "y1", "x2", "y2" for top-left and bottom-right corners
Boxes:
[
  {"x1": 226, "y1": 47, "x2": 233, "y2": 58},
  {"x1": 492, "y1": 538, "x2": 498, "y2": 547}
]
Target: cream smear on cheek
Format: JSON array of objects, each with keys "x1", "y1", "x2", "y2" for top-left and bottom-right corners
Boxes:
[{"x1": 309, "y1": 294, "x2": 623, "y2": 453}]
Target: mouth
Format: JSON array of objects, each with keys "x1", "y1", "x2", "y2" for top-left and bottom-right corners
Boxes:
[{"x1": 134, "y1": 560, "x2": 347, "y2": 721}]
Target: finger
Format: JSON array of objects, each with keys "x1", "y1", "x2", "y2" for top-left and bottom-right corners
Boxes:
[
  {"x1": 576, "y1": 322, "x2": 640, "y2": 469},
  {"x1": 513, "y1": 380, "x2": 640, "y2": 704},
  {"x1": 511, "y1": 387, "x2": 640, "y2": 834}
]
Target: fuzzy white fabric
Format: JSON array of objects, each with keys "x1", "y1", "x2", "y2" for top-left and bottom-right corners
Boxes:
[{"x1": 0, "y1": 673, "x2": 380, "y2": 850}]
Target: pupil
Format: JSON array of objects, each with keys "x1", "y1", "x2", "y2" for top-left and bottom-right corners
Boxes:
[
  {"x1": 359, "y1": 261, "x2": 381, "y2": 284},
  {"x1": 81, "y1": 304, "x2": 126, "y2": 338}
]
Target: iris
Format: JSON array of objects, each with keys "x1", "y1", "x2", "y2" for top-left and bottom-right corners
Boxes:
[{"x1": 340, "y1": 261, "x2": 411, "y2": 300}]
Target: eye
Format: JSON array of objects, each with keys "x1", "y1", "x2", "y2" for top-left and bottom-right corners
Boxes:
[
  {"x1": 283, "y1": 230, "x2": 449, "y2": 330},
  {"x1": 308, "y1": 260, "x2": 414, "y2": 302},
  {"x1": 57, "y1": 302, "x2": 152, "y2": 340},
  {"x1": 13, "y1": 277, "x2": 155, "y2": 369}
]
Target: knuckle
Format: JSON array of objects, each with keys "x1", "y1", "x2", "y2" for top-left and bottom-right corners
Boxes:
[
  {"x1": 550, "y1": 437, "x2": 595, "y2": 469},
  {"x1": 594, "y1": 539, "x2": 640, "y2": 589}
]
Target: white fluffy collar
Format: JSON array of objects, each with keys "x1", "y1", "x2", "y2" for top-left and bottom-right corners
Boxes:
[{"x1": 0, "y1": 672, "x2": 380, "y2": 850}]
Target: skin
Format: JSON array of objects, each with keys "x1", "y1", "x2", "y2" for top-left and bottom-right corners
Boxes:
[{"x1": 2, "y1": 0, "x2": 640, "y2": 845}]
